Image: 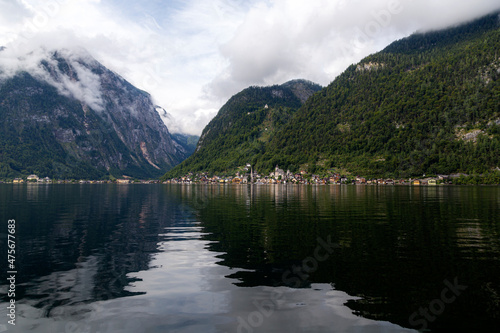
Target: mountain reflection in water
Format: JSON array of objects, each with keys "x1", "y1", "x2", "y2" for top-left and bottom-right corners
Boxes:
[{"x1": 0, "y1": 184, "x2": 499, "y2": 332}]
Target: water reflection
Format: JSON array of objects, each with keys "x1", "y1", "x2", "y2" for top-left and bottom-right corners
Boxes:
[
  {"x1": 183, "y1": 184, "x2": 500, "y2": 333},
  {"x1": 1, "y1": 185, "x2": 178, "y2": 314},
  {"x1": 0, "y1": 184, "x2": 498, "y2": 332}
]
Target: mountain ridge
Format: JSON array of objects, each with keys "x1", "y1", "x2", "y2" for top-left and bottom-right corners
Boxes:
[
  {"x1": 164, "y1": 11, "x2": 500, "y2": 179},
  {"x1": 163, "y1": 79, "x2": 322, "y2": 178},
  {"x1": 259, "y1": 11, "x2": 500, "y2": 177},
  {"x1": 0, "y1": 47, "x2": 188, "y2": 179}
]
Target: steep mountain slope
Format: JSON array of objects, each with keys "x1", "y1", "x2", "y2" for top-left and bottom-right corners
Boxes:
[
  {"x1": 0, "y1": 48, "x2": 187, "y2": 179},
  {"x1": 156, "y1": 105, "x2": 200, "y2": 156},
  {"x1": 163, "y1": 80, "x2": 322, "y2": 177},
  {"x1": 260, "y1": 12, "x2": 500, "y2": 177},
  {"x1": 171, "y1": 133, "x2": 199, "y2": 157}
]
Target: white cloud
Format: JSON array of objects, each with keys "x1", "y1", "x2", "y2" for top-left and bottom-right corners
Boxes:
[
  {"x1": 0, "y1": 45, "x2": 105, "y2": 112},
  {"x1": 1, "y1": 0, "x2": 500, "y2": 135},
  {"x1": 55, "y1": 49, "x2": 105, "y2": 112},
  {"x1": 209, "y1": 0, "x2": 500, "y2": 100},
  {"x1": 0, "y1": 0, "x2": 31, "y2": 24}
]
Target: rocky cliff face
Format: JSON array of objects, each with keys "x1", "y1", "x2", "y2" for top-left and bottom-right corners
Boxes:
[{"x1": 0, "y1": 47, "x2": 187, "y2": 179}]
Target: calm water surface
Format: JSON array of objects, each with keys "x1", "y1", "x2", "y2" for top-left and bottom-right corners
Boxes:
[{"x1": 0, "y1": 184, "x2": 499, "y2": 333}]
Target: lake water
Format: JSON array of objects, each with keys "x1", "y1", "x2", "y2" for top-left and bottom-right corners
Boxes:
[{"x1": 0, "y1": 184, "x2": 499, "y2": 333}]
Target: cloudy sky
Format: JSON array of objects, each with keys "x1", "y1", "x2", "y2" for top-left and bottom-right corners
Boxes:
[{"x1": 1, "y1": 0, "x2": 500, "y2": 135}]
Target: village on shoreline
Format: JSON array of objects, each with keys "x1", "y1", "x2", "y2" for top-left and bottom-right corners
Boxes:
[
  {"x1": 164, "y1": 164, "x2": 498, "y2": 185},
  {"x1": 165, "y1": 166, "x2": 453, "y2": 186},
  {"x1": 2, "y1": 165, "x2": 498, "y2": 186}
]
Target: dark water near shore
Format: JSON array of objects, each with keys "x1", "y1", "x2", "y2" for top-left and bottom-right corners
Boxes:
[{"x1": 0, "y1": 184, "x2": 499, "y2": 332}]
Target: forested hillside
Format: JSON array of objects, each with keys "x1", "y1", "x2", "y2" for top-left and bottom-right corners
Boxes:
[
  {"x1": 164, "y1": 80, "x2": 322, "y2": 177},
  {"x1": 257, "y1": 12, "x2": 500, "y2": 177},
  {"x1": 164, "y1": 12, "x2": 500, "y2": 180}
]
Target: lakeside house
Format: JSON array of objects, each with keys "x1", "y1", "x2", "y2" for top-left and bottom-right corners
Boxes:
[
  {"x1": 356, "y1": 177, "x2": 366, "y2": 184},
  {"x1": 428, "y1": 179, "x2": 437, "y2": 185},
  {"x1": 13, "y1": 178, "x2": 24, "y2": 183},
  {"x1": 117, "y1": 179, "x2": 131, "y2": 184},
  {"x1": 412, "y1": 180, "x2": 421, "y2": 186},
  {"x1": 27, "y1": 174, "x2": 39, "y2": 182}
]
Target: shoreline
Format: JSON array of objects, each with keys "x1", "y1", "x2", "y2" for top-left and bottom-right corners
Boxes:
[{"x1": 1, "y1": 182, "x2": 499, "y2": 186}]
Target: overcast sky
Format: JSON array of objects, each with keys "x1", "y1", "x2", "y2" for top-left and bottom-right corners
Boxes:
[{"x1": 1, "y1": 0, "x2": 500, "y2": 135}]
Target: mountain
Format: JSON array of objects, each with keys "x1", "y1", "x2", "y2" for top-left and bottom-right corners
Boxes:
[
  {"x1": 174, "y1": 12, "x2": 499, "y2": 179},
  {"x1": 170, "y1": 133, "x2": 199, "y2": 157},
  {"x1": 261, "y1": 12, "x2": 500, "y2": 177},
  {"x1": 163, "y1": 79, "x2": 322, "y2": 178},
  {"x1": 0, "y1": 47, "x2": 188, "y2": 180},
  {"x1": 155, "y1": 105, "x2": 200, "y2": 156}
]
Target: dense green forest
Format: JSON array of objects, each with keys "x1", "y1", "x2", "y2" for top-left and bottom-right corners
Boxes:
[
  {"x1": 262, "y1": 12, "x2": 500, "y2": 177},
  {"x1": 164, "y1": 80, "x2": 322, "y2": 178},
  {"x1": 165, "y1": 12, "x2": 500, "y2": 179}
]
